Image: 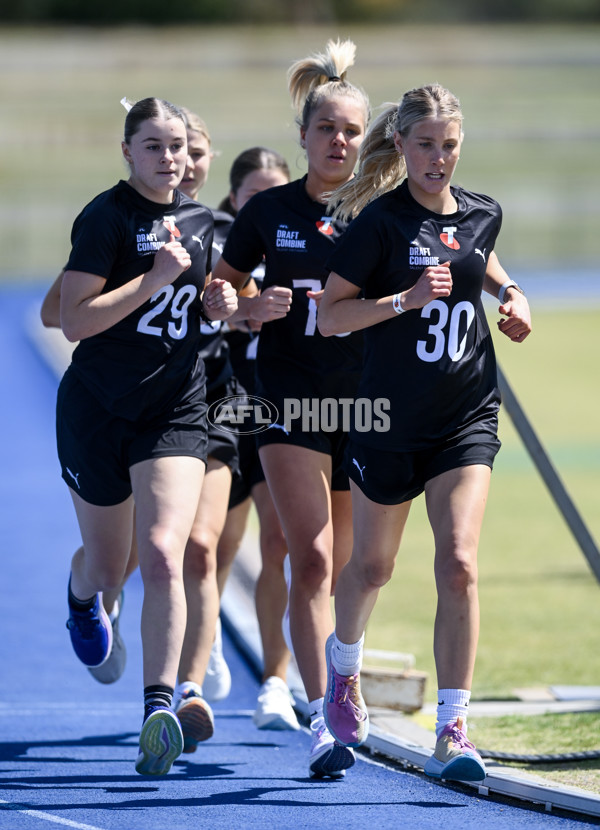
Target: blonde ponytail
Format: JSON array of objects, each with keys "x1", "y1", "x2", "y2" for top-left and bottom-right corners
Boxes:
[
  {"x1": 287, "y1": 38, "x2": 369, "y2": 131},
  {"x1": 330, "y1": 104, "x2": 405, "y2": 220}
]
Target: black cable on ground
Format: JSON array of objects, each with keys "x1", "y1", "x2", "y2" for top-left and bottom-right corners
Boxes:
[{"x1": 479, "y1": 748, "x2": 600, "y2": 764}]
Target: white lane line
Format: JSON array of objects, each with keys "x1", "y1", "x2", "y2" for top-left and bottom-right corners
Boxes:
[{"x1": 0, "y1": 799, "x2": 106, "y2": 830}]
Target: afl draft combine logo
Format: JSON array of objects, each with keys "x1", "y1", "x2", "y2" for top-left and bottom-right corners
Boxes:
[
  {"x1": 440, "y1": 226, "x2": 460, "y2": 250},
  {"x1": 208, "y1": 395, "x2": 279, "y2": 435}
]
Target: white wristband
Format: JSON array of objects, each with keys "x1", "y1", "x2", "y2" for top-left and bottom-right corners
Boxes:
[
  {"x1": 498, "y1": 280, "x2": 519, "y2": 304},
  {"x1": 392, "y1": 292, "x2": 405, "y2": 314}
]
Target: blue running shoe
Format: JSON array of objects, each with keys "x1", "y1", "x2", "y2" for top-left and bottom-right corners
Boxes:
[
  {"x1": 66, "y1": 590, "x2": 113, "y2": 668},
  {"x1": 135, "y1": 706, "x2": 184, "y2": 776}
]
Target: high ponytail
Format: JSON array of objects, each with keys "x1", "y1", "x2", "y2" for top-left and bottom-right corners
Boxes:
[{"x1": 287, "y1": 39, "x2": 369, "y2": 132}]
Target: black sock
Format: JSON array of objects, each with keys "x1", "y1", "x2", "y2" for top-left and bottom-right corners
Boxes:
[
  {"x1": 68, "y1": 577, "x2": 96, "y2": 611},
  {"x1": 144, "y1": 685, "x2": 174, "y2": 719}
]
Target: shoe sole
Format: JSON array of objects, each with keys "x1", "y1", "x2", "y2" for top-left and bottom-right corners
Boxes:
[
  {"x1": 177, "y1": 699, "x2": 215, "y2": 753},
  {"x1": 253, "y1": 712, "x2": 300, "y2": 731},
  {"x1": 424, "y1": 753, "x2": 487, "y2": 782},
  {"x1": 135, "y1": 710, "x2": 183, "y2": 776},
  {"x1": 309, "y1": 743, "x2": 355, "y2": 779},
  {"x1": 87, "y1": 636, "x2": 126, "y2": 684},
  {"x1": 323, "y1": 634, "x2": 369, "y2": 748},
  {"x1": 87, "y1": 592, "x2": 126, "y2": 683}
]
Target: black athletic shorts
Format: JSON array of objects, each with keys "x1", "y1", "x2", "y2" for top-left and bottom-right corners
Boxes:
[
  {"x1": 227, "y1": 431, "x2": 266, "y2": 510},
  {"x1": 56, "y1": 368, "x2": 208, "y2": 507},
  {"x1": 206, "y1": 376, "x2": 244, "y2": 475},
  {"x1": 254, "y1": 365, "x2": 355, "y2": 492},
  {"x1": 345, "y1": 428, "x2": 501, "y2": 506}
]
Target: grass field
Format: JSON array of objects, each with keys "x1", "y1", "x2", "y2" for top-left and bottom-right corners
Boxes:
[{"x1": 0, "y1": 23, "x2": 599, "y2": 281}]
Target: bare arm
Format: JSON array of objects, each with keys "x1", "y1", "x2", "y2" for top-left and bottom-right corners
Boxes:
[
  {"x1": 213, "y1": 255, "x2": 292, "y2": 324},
  {"x1": 60, "y1": 236, "x2": 191, "y2": 342},
  {"x1": 318, "y1": 263, "x2": 452, "y2": 337},
  {"x1": 40, "y1": 271, "x2": 64, "y2": 328}
]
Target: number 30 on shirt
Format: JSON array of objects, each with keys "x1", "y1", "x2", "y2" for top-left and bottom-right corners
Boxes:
[{"x1": 417, "y1": 300, "x2": 475, "y2": 363}]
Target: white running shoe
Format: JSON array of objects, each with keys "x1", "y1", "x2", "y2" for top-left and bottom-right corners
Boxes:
[
  {"x1": 174, "y1": 689, "x2": 215, "y2": 754},
  {"x1": 308, "y1": 716, "x2": 355, "y2": 779},
  {"x1": 88, "y1": 591, "x2": 126, "y2": 684},
  {"x1": 203, "y1": 617, "x2": 232, "y2": 702},
  {"x1": 281, "y1": 554, "x2": 294, "y2": 655},
  {"x1": 253, "y1": 676, "x2": 300, "y2": 731}
]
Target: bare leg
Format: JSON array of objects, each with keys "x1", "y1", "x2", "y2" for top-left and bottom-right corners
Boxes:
[
  {"x1": 259, "y1": 443, "x2": 336, "y2": 703},
  {"x1": 333, "y1": 482, "x2": 410, "y2": 645},
  {"x1": 216, "y1": 496, "x2": 252, "y2": 596},
  {"x1": 252, "y1": 480, "x2": 290, "y2": 682},
  {"x1": 178, "y1": 458, "x2": 232, "y2": 686},
  {"x1": 131, "y1": 455, "x2": 205, "y2": 688},
  {"x1": 330, "y1": 489, "x2": 353, "y2": 593},
  {"x1": 68, "y1": 490, "x2": 135, "y2": 602},
  {"x1": 425, "y1": 464, "x2": 490, "y2": 690}
]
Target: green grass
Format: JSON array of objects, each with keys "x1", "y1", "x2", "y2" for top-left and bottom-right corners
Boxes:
[{"x1": 0, "y1": 23, "x2": 599, "y2": 280}]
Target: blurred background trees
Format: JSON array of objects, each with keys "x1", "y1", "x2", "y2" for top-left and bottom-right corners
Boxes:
[{"x1": 1, "y1": 0, "x2": 599, "y2": 23}]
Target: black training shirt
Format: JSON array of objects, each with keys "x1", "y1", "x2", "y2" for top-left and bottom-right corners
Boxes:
[
  {"x1": 327, "y1": 181, "x2": 502, "y2": 450},
  {"x1": 65, "y1": 180, "x2": 213, "y2": 420},
  {"x1": 221, "y1": 176, "x2": 363, "y2": 382}
]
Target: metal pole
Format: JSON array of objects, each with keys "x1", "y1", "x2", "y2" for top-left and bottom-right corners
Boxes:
[{"x1": 497, "y1": 364, "x2": 600, "y2": 584}]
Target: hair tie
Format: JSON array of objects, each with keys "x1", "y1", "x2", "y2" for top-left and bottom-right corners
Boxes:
[{"x1": 328, "y1": 75, "x2": 341, "y2": 82}]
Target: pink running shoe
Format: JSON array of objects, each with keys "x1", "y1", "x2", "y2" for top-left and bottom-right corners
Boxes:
[
  {"x1": 424, "y1": 717, "x2": 486, "y2": 782},
  {"x1": 323, "y1": 633, "x2": 369, "y2": 747}
]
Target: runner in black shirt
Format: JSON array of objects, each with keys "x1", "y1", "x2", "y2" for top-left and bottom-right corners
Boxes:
[
  {"x1": 209, "y1": 147, "x2": 302, "y2": 731},
  {"x1": 57, "y1": 98, "x2": 236, "y2": 776},
  {"x1": 318, "y1": 84, "x2": 531, "y2": 783},
  {"x1": 212, "y1": 39, "x2": 370, "y2": 779},
  {"x1": 44, "y1": 105, "x2": 241, "y2": 746}
]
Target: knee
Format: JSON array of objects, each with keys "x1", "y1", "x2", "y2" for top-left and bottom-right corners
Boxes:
[
  {"x1": 260, "y1": 525, "x2": 288, "y2": 568},
  {"x1": 183, "y1": 532, "x2": 217, "y2": 581},
  {"x1": 356, "y1": 557, "x2": 395, "y2": 591},
  {"x1": 141, "y1": 527, "x2": 186, "y2": 586},
  {"x1": 436, "y1": 549, "x2": 478, "y2": 596},
  {"x1": 293, "y1": 548, "x2": 331, "y2": 591}
]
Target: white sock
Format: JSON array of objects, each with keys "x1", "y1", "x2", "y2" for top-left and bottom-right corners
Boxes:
[
  {"x1": 309, "y1": 697, "x2": 324, "y2": 723},
  {"x1": 331, "y1": 632, "x2": 364, "y2": 676},
  {"x1": 175, "y1": 680, "x2": 203, "y2": 705},
  {"x1": 435, "y1": 688, "x2": 471, "y2": 737}
]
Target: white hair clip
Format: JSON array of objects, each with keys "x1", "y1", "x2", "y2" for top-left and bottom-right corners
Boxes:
[{"x1": 120, "y1": 97, "x2": 133, "y2": 112}]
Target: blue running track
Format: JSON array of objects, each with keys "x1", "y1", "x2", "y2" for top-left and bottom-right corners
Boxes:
[{"x1": 0, "y1": 285, "x2": 597, "y2": 830}]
